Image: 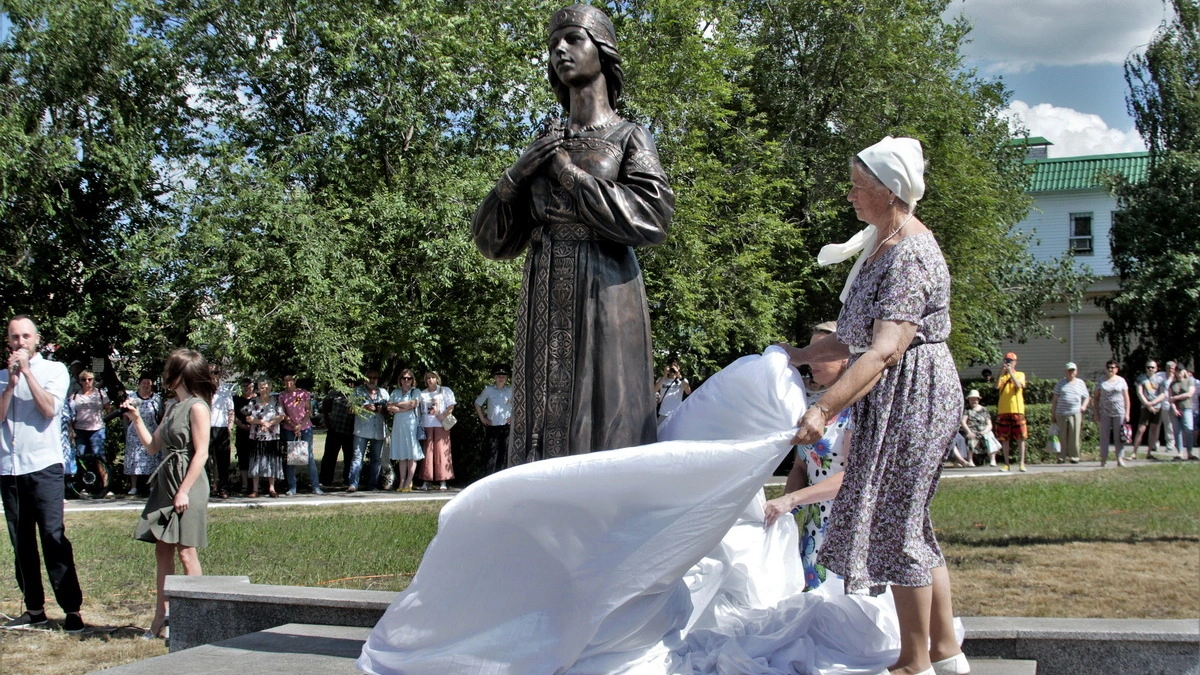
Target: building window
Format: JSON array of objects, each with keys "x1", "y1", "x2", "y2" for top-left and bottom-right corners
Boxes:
[{"x1": 1069, "y1": 213, "x2": 1093, "y2": 255}]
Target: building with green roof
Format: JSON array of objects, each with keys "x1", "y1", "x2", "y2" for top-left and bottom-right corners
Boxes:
[{"x1": 983, "y1": 142, "x2": 1150, "y2": 380}]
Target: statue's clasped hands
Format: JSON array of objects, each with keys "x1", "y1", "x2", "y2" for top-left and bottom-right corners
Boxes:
[{"x1": 510, "y1": 130, "x2": 566, "y2": 184}]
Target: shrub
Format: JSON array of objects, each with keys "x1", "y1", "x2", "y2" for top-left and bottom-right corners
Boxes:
[
  {"x1": 959, "y1": 376, "x2": 1062, "y2": 407},
  {"x1": 984, "y1": 402, "x2": 1099, "y2": 464}
]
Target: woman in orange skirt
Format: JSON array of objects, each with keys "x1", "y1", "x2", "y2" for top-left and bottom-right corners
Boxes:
[{"x1": 417, "y1": 371, "x2": 455, "y2": 491}]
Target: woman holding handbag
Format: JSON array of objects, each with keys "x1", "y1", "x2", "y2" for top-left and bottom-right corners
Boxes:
[
  {"x1": 71, "y1": 369, "x2": 113, "y2": 496},
  {"x1": 417, "y1": 371, "x2": 455, "y2": 491},
  {"x1": 280, "y1": 374, "x2": 322, "y2": 495},
  {"x1": 122, "y1": 349, "x2": 215, "y2": 640}
]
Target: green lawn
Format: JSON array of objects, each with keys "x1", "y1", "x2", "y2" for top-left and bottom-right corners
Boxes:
[{"x1": 929, "y1": 463, "x2": 1199, "y2": 544}]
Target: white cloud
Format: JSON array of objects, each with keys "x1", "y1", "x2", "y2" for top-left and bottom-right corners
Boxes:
[
  {"x1": 1005, "y1": 101, "x2": 1146, "y2": 157},
  {"x1": 945, "y1": 0, "x2": 1168, "y2": 73}
]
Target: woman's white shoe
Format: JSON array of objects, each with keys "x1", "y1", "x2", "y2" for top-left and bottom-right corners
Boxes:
[{"x1": 932, "y1": 651, "x2": 970, "y2": 674}]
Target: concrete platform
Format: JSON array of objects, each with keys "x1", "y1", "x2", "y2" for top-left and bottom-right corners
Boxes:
[
  {"x1": 160, "y1": 576, "x2": 1199, "y2": 674},
  {"x1": 963, "y1": 616, "x2": 1200, "y2": 675},
  {"x1": 969, "y1": 659, "x2": 1038, "y2": 675},
  {"x1": 163, "y1": 575, "x2": 394, "y2": 651},
  {"x1": 93, "y1": 622, "x2": 1040, "y2": 675},
  {"x1": 95, "y1": 623, "x2": 369, "y2": 674}
]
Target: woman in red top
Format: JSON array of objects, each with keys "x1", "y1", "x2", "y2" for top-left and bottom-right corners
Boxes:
[{"x1": 280, "y1": 374, "x2": 323, "y2": 495}]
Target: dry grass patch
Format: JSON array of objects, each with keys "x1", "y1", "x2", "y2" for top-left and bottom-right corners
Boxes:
[
  {"x1": 0, "y1": 622, "x2": 165, "y2": 675},
  {"x1": 946, "y1": 539, "x2": 1199, "y2": 618}
]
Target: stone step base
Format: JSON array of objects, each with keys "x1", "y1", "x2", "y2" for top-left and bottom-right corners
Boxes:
[
  {"x1": 92, "y1": 622, "x2": 1040, "y2": 675},
  {"x1": 970, "y1": 657, "x2": 1039, "y2": 675},
  {"x1": 95, "y1": 623, "x2": 367, "y2": 674}
]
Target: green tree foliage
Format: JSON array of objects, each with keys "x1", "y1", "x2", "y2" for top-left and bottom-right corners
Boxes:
[
  {"x1": 0, "y1": 0, "x2": 1084, "y2": 391},
  {"x1": 738, "y1": 0, "x2": 1089, "y2": 366},
  {"x1": 0, "y1": 0, "x2": 192, "y2": 372},
  {"x1": 1103, "y1": 0, "x2": 1200, "y2": 364},
  {"x1": 621, "y1": 0, "x2": 800, "y2": 374},
  {"x1": 132, "y1": 0, "x2": 555, "y2": 388}
]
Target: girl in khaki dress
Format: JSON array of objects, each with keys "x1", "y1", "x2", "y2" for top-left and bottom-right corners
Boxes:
[{"x1": 123, "y1": 349, "x2": 216, "y2": 640}]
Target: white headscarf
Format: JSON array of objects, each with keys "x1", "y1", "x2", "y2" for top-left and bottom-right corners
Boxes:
[{"x1": 819, "y1": 136, "x2": 926, "y2": 303}]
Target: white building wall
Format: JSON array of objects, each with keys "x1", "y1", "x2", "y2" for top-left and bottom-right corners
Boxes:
[
  {"x1": 959, "y1": 185, "x2": 1126, "y2": 381},
  {"x1": 1016, "y1": 190, "x2": 1118, "y2": 277}
]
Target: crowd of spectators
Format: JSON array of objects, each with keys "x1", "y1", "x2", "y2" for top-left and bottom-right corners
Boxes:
[
  {"x1": 46, "y1": 363, "x2": 521, "y2": 500},
  {"x1": 956, "y1": 353, "x2": 1199, "y2": 469}
]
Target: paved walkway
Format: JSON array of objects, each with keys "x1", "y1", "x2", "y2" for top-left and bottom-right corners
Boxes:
[{"x1": 46, "y1": 455, "x2": 1185, "y2": 514}]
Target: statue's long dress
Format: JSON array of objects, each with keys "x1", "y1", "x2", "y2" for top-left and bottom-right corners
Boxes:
[{"x1": 473, "y1": 120, "x2": 674, "y2": 465}]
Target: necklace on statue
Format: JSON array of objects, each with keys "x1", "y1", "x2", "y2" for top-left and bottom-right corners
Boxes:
[
  {"x1": 569, "y1": 111, "x2": 619, "y2": 135},
  {"x1": 867, "y1": 212, "x2": 915, "y2": 259}
]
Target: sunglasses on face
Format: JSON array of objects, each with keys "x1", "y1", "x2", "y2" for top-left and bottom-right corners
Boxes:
[{"x1": 401, "y1": 377, "x2": 413, "y2": 380}]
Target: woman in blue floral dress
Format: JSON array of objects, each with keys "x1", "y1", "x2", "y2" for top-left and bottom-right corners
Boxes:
[
  {"x1": 783, "y1": 137, "x2": 968, "y2": 675},
  {"x1": 123, "y1": 374, "x2": 163, "y2": 496}
]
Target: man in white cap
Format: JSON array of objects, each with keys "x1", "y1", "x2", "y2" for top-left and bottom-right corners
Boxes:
[
  {"x1": 475, "y1": 364, "x2": 513, "y2": 475},
  {"x1": 1051, "y1": 362, "x2": 1090, "y2": 463}
]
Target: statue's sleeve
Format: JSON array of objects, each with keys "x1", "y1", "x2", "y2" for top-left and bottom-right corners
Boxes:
[
  {"x1": 472, "y1": 172, "x2": 534, "y2": 261},
  {"x1": 573, "y1": 125, "x2": 674, "y2": 247}
]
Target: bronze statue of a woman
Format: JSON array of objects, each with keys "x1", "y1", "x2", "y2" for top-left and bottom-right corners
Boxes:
[{"x1": 472, "y1": 4, "x2": 675, "y2": 466}]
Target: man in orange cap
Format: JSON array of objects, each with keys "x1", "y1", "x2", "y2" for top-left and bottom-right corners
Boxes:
[{"x1": 995, "y1": 352, "x2": 1028, "y2": 471}]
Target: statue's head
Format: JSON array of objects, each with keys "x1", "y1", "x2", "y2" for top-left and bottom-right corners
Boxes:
[{"x1": 547, "y1": 4, "x2": 624, "y2": 113}]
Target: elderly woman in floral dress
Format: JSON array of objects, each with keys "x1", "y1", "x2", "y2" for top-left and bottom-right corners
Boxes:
[
  {"x1": 784, "y1": 137, "x2": 968, "y2": 675},
  {"x1": 244, "y1": 379, "x2": 284, "y2": 498}
]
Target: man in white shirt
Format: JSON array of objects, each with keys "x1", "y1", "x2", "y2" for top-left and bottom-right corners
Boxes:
[
  {"x1": 475, "y1": 365, "x2": 514, "y2": 475},
  {"x1": 0, "y1": 316, "x2": 84, "y2": 631},
  {"x1": 1050, "y1": 362, "x2": 1090, "y2": 463},
  {"x1": 209, "y1": 370, "x2": 235, "y2": 498}
]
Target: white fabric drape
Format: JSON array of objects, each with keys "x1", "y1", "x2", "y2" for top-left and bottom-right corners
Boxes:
[{"x1": 358, "y1": 346, "x2": 914, "y2": 675}]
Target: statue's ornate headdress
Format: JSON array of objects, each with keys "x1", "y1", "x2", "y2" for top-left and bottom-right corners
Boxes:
[{"x1": 548, "y1": 4, "x2": 616, "y2": 46}]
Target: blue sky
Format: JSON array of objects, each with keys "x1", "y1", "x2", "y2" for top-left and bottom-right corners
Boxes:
[{"x1": 945, "y1": 0, "x2": 1172, "y2": 157}]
